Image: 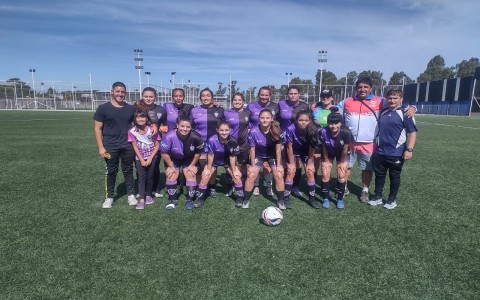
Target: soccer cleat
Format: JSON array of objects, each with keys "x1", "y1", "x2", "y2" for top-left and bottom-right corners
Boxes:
[
  {"x1": 165, "y1": 200, "x2": 178, "y2": 210},
  {"x1": 360, "y1": 191, "x2": 370, "y2": 203},
  {"x1": 135, "y1": 194, "x2": 140, "y2": 198},
  {"x1": 242, "y1": 199, "x2": 250, "y2": 209},
  {"x1": 226, "y1": 187, "x2": 234, "y2": 197},
  {"x1": 253, "y1": 186, "x2": 260, "y2": 196},
  {"x1": 145, "y1": 196, "x2": 154, "y2": 205},
  {"x1": 209, "y1": 188, "x2": 217, "y2": 198},
  {"x1": 235, "y1": 198, "x2": 243, "y2": 208},
  {"x1": 266, "y1": 187, "x2": 274, "y2": 197},
  {"x1": 102, "y1": 198, "x2": 113, "y2": 209},
  {"x1": 136, "y1": 201, "x2": 145, "y2": 210},
  {"x1": 127, "y1": 195, "x2": 138, "y2": 206},
  {"x1": 284, "y1": 197, "x2": 293, "y2": 209},
  {"x1": 194, "y1": 198, "x2": 204, "y2": 208},
  {"x1": 185, "y1": 200, "x2": 194, "y2": 210},
  {"x1": 309, "y1": 198, "x2": 320, "y2": 209},
  {"x1": 322, "y1": 199, "x2": 330, "y2": 209},
  {"x1": 368, "y1": 197, "x2": 383, "y2": 206},
  {"x1": 384, "y1": 201, "x2": 397, "y2": 210},
  {"x1": 277, "y1": 200, "x2": 286, "y2": 210},
  {"x1": 153, "y1": 192, "x2": 164, "y2": 198},
  {"x1": 336, "y1": 199, "x2": 345, "y2": 209},
  {"x1": 291, "y1": 186, "x2": 302, "y2": 197}
]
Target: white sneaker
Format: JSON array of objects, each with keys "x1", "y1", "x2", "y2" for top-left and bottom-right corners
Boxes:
[
  {"x1": 368, "y1": 198, "x2": 383, "y2": 206},
  {"x1": 153, "y1": 192, "x2": 164, "y2": 198},
  {"x1": 384, "y1": 201, "x2": 397, "y2": 209},
  {"x1": 102, "y1": 198, "x2": 114, "y2": 209},
  {"x1": 291, "y1": 186, "x2": 302, "y2": 197},
  {"x1": 127, "y1": 195, "x2": 138, "y2": 206}
]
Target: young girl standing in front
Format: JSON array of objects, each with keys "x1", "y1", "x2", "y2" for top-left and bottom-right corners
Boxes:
[{"x1": 128, "y1": 110, "x2": 161, "y2": 210}]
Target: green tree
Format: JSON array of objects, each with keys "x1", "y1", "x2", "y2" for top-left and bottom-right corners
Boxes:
[
  {"x1": 455, "y1": 57, "x2": 480, "y2": 78},
  {"x1": 358, "y1": 70, "x2": 386, "y2": 88},
  {"x1": 315, "y1": 69, "x2": 338, "y2": 86},
  {"x1": 388, "y1": 72, "x2": 415, "y2": 85},
  {"x1": 417, "y1": 55, "x2": 455, "y2": 82},
  {"x1": 338, "y1": 71, "x2": 358, "y2": 85}
]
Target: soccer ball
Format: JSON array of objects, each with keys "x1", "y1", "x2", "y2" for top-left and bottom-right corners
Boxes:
[{"x1": 261, "y1": 206, "x2": 283, "y2": 226}]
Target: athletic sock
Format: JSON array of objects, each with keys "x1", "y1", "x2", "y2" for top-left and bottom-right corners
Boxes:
[
  {"x1": 284, "y1": 180, "x2": 293, "y2": 199},
  {"x1": 197, "y1": 184, "x2": 208, "y2": 202},
  {"x1": 307, "y1": 181, "x2": 316, "y2": 201},
  {"x1": 321, "y1": 180, "x2": 330, "y2": 199},
  {"x1": 234, "y1": 182, "x2": 244, "y2": 202},
  {"x1": 166, "y1": 180, "x2": 178, "y2": 201},
  {"x1": 186, "y1": 181, "x2": 196, "y2": 201},
  {"x1": 337, "y1": 181, "x2": 346, "y2": 200},
  {"x1": 293, "y1": 169, "x2": 302, "y2": 186}
]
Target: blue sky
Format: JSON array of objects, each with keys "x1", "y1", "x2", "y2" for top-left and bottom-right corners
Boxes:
[{"x1": 1, "y1": 0, "x2": 479, "y2": 91}]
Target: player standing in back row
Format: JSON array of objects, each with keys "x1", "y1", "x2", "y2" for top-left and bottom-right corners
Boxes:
[
  {"x1": 368, "y1": 88, "x2": 417, "y2": 209},
  {"x1": 94, "y1": 82, "x2": 138, "y2": 208}
]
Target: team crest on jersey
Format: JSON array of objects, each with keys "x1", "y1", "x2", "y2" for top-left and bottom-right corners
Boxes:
[
  {"x1": 157, "y1": 113, "x2": 162, "y2": 119},
  {"x1": 272, "y1": 111, "x2": 276, "y2": 115},
  {"x1": 245, "y1": 116, "x2": 249, "y2": 122},
  {"x1": 370, "y1": 101, "x2": 377, "y2": 106},
  {"x1": 190, "y1": 145, "x2": 195, "y2": 151},
  {"x1": 214, "y1": 112, "x2": 219, "y2": 117},
  {"x1": 340, "y1": 140, "x2": 344, "y2": 146}
]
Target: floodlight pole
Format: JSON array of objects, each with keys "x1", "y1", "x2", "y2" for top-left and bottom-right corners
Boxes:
[
  {"x1": 134, "y1": 49, "x2": 143, "y2": 92},
  {"x1": 171, "y1": 72, "x2": 176, "y2": 89},
  {"x1": 318, "y1": 50, "x2": 328, "y2": 98},
  {"x1": 145, "y1": 71, "x2": 151, "y2": 87},
  {"x1": 286, "y1": 72, "x2": 292, "y2": 87},
  {"x1": 29, "y1": 69, "x2": 37, "y2": 109}
]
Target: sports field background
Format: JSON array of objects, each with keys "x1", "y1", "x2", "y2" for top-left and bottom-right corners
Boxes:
[{"x1": 0, "y1": 111, "x2": 479, "y2": 299}]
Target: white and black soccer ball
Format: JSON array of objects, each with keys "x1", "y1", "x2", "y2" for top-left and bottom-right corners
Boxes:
[{"x1": 261, "y1": 206, "x2": 283, "y2": 226}]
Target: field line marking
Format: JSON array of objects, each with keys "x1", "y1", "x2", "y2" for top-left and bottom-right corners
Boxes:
[{"x1": 416, "y1": 121, "x2": 480, "y2": 130}]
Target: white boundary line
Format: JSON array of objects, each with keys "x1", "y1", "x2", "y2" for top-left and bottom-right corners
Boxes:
[{"x1": 416, "y1": 121, "x2": 480, "y2": 130}]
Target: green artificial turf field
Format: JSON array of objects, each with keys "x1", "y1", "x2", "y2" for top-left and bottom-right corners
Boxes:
[{"x1": 0, "y1": 111, "x2": 479, "y2": 299}]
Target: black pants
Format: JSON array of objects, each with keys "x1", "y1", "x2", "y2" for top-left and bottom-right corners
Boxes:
[
  {"x1": 104, "y1": 144, "x2": 135, "y2": 198},
  {"x1": 135, "y1": 156, "x2": 158, "y2": 199},
  {"x1": 373, "y1": 153, "x2": 404, "y2": 202}
]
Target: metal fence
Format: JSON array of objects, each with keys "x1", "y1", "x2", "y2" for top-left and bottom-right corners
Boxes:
[{"x1": 1, "y1": 79, "x2": 397, "y2": 111}]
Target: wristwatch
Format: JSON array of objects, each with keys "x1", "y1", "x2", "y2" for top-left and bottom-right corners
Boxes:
[{"x1": 406, "y1": 147, "x2": 414, "y2": 152}]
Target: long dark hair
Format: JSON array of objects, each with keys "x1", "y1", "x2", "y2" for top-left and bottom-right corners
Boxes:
[
  {"x1": 133, "y1": 110, "x2": 151, "y2": 128},
  {"x1": 295, "y1": 110, "x2": 318, "y2": 146},
  {"x1": 259, "y1": 109, "x2": 281, "y2": 142}
]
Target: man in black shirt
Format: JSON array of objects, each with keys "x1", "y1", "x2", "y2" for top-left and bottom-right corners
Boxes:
[{"x1": 94, "y1": 82, "x2": 137, "y2": 208}]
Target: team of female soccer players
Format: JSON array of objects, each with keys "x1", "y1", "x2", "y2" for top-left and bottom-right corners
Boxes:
[{"x1": 124, "y1": 85, "x2": 353, "y2": 211}]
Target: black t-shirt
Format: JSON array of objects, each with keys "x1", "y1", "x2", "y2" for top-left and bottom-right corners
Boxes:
[{"x1": 93, "y1": 102, "x2": 135, "y2": 149}]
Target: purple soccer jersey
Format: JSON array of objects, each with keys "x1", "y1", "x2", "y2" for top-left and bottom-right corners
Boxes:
[
  {"x1": 163, "y1": 102, "x2": 194, "y2": 131},
  {"x1": 284, "y1": 124, "x2": 310, "y2": 157},
  {"x1": 246, "y1": 100, "x2": 279, "y2": 129},
  {"x1": 224, "y1": 108, "x2": 251, "y2": 145},
  {"x1": 320, "y1": 126, "x2": 353, "y2": 160},
  {"x1": 128, "y1": 127, "x2": 161, "y2": 160},
  {"x1": 205, "y1": 134, "x2": 240, "y2": 167},
  {"x1": 278, "y1": 100, "x2": 310, "y2": 132},
  {"x1": 190, "y1": 106, "x2": 224, "y2": 142},
  {"x1": 248, "y1": 126, "x2": 282, "y2": 159},
  {"x1": 160, "y1": 129, "x2": 204, "y2": 161}
]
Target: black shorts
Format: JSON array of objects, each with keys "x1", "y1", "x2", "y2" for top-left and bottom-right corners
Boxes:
[
  {"x1": 237, "y1": 148, "x2": 250, "y2": 165},
  {"x1": 254, "y1": 157, "x2": 278, "y2": 168}
]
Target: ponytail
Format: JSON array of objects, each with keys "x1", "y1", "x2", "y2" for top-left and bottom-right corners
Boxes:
[{"x1": 270, "y1": 120, "x2": 281, "y2": 142}]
